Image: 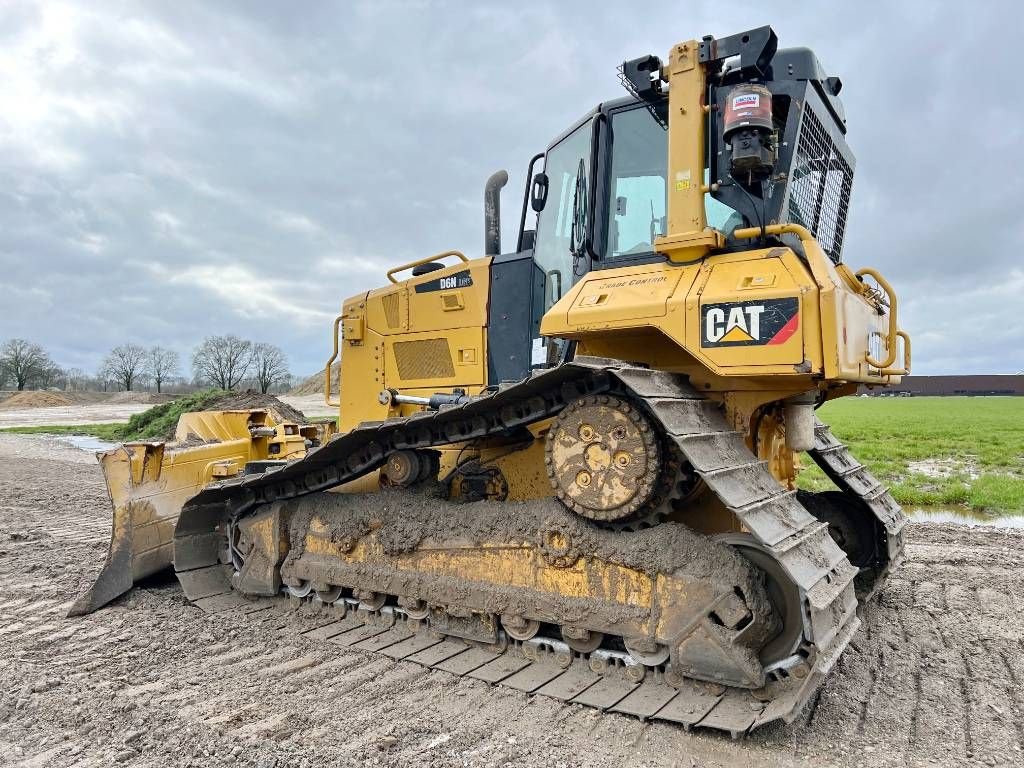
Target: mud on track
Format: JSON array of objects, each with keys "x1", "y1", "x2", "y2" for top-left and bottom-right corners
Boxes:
[{"x1": 1, "y1": 434, "x2": 1022, "y2": 767}]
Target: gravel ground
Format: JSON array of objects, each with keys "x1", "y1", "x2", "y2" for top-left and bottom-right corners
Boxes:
[
  {"x1": 1, "y1": 433, "x2": 1022, "y2": 767},
  {"x1": 0, "y1": 404, "x2": 153, "y2": 429},
  {"x1": 0, "y1": 396, "x2": 333, "y2": 430}
]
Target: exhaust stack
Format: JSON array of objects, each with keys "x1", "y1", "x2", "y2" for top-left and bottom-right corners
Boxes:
[{"x1": 484, "y1": 169, "x2": 508, "y2": 256}]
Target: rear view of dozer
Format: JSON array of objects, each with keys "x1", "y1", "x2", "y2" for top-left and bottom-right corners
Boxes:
[{"x1": 75, "y1": 26, "x2": 910, "y2": 736}]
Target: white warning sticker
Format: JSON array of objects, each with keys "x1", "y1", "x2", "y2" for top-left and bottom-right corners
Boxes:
[{"x1": 531, "y1": 338, "x2": 547, "y2": 366}]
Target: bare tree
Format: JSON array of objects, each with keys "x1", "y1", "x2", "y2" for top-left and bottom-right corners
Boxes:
[
  {"x1": 100, "y1": 344, "x2": 147, "y2": 391},
  {"x1": 250, "y1": 343, "x2": 290, "y2": 394},
  {"x1": 64, "y1": 367, "x2": 88, "y2": 392},
  {"x1": 0, "y1": 339, "x2": 55, "y2": 391},
  {"x1": 145, "y1": 346, "x2": 180, "y2": 394},
  {"x1": 192, "y1": 335, "x2": 252, "y2": 390}
]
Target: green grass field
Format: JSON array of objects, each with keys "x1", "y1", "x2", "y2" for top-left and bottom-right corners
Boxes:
[{"x1": 798, "y1": 396, "x2": 1024, "y2": 514}]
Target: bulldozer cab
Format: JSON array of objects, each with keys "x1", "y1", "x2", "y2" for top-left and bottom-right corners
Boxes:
[
  {"x1": 523, "y1": 97, "x2": 741, "y2": 368},
  {"x1": 515, "y1": 35, "x2": 859, "y2": 377}
]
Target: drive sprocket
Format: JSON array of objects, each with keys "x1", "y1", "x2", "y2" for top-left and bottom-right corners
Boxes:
[{"x1": 544, "y1": 394, "x2": 661, "y2": 523}]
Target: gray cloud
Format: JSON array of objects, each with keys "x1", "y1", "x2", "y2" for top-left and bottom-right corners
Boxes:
[{"x1": 0, "y1": 0, "x2": 1020, "y2": 377}]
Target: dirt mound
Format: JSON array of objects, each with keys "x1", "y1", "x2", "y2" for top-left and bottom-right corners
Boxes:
[
  {"x1": 106, "y1": 391, "x2": 177, "y2": 405},
  {"x1": 0, "y1": 391, "x2": 72, "y2": 409},
  {"x1": 206, "y1": 392, "x2": 307, "y2": 425},
  {"x1": 291, "y1": 364, "x2": 339, "y2": 395}
]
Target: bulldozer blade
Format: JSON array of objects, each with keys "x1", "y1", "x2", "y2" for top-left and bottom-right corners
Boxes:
[
  {"x1": 69, "y1": 444, "x2": 181, "y2": 617},
  {"x1": 69, "y1": 427, "x2": 267, "y2": 617},
  {"x1": 67, "y1": 494, "x2": 140, "y2": 616}
]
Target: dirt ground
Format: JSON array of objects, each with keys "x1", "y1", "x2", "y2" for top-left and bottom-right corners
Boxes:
[
  {"x1": 1, "y1": 434, "x2": 1022, "y2": 768},
  {"x1": 278, "y1": 394, "x2": 336, "y2": 420},
  {"x1": 0, "y1": 403, "x2": 155, "y2": 429}
]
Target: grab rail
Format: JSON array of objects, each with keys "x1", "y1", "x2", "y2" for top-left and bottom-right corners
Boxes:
[
  {"x1": 324, "y1": 314, "x2": 343, "y2": 408},
  {"x1": 386, "y1": 250, "x2": 468, "y2": 284},
  {"x1": 855, "y1": 267, "x2": 900, "y2": 369},
  {"x1": 877, "y1": 330, "x2": 911, "y2": 377}
]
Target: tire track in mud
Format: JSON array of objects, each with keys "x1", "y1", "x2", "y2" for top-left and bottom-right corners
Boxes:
[{"x1": 3, "y1": 446, "x2": 1024, "y2": 767}]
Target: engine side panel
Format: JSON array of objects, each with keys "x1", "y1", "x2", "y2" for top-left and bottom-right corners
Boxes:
[{"x1": 338, "y1": 257, "x2": 493, "y2": 431}]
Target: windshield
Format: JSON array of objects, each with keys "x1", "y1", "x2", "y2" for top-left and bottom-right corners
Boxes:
[
  {"x1": 604, "y1": 105, "x2": 743, "y2": 258},
  {"x1": 704, "y1": 169, "x2": 745, "y2": 234},
  {"x1": 605, "y1": 107, "x2": 666, "y2": 258}
]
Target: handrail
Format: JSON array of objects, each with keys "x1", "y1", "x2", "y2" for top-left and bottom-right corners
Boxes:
[
  {"x1": 323, "y1": 314, "x2": 343, "y2": 408},
  {"x1": 855, "y1": 267, "x2": 899, "y2": 369},
  {"x1": 733, "y1": 222, "x2": 816, "y2": 243},
  {"x1": 878, "y1": 330, "x2": 911, "y2": 377},
  {"x1": 386, "y1": 250, "x2": 468, "y2": 284}
]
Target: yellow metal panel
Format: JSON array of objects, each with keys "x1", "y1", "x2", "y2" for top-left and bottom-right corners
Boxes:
[
  {"x1": 340, "y1": 325, "x2": 388, "y2": 432},
  {"x1": 402, "y1": 258, "x2": 491, "y2": 334},
  {"x1": 691, "y1": 258, "x2": 804, "y2": 367},
  {"x1": 565, "y1": 268, "x2": 683, "y2": 327},
  {"x1": 543, "y1": 262, "x2": 694, "y2": 339},
  {"x1": 383, "y1": 327, "x2": 485, "y2": 388}
]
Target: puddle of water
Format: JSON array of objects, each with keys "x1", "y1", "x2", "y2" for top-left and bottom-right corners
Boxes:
[
  {"x1": 908, "y1": 506, "x2": 1024, "y2": 528},
  {"x1": 54, "y1": 435, "x2": 120, "y2": 453}
]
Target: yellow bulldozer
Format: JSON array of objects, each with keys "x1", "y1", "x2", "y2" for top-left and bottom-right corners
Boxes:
[{"x1": 72, "y1": 26, "x2": 909, "y2": 735}]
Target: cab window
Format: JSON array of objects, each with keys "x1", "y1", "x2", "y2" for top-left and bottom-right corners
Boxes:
[{"x1": 605, "y1": 107, "x2": 666, "y2": 259}]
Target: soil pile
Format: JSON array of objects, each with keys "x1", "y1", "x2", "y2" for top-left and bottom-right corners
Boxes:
[
  {"x1": 291, "y1": 363, "x2": 339, "y2": 395},
  {"x1": 205, "y1": 391, "x2": 307, "y2": 426},
  {"x1": 106, "y1": 391, "x2": 177, "y2": 405},
  {"x1": 0, "y1": 391, "x2": 72, "y2": 409}
]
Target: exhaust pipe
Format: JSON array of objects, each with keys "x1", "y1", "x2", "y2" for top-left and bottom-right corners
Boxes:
[{"x1": 484, "y1": 169, "x2": 508, "y2": 256}]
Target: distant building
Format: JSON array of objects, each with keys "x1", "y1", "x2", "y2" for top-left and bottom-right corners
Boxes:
[{"x1": 859, "y1": 375, "x2": 1024, "y2": 396}]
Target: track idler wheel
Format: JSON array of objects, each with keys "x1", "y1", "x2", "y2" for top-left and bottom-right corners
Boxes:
[
  {"x1": 545, "y1": 395, "x2": 661, "y2": 523},
  {"x1": 625, "y1": 638, "x2": 670, "y2": 667},
  {"x1": 797, "y1": 490, "x2": 878, "y2": 569},
  {"x1": 718, "y1": 534, "x2": 803, "y2": 666}
]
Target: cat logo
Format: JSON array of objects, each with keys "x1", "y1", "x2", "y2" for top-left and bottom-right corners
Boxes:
[{"x1": 701, "y1": 297, "x2": 800, "y2": 348}]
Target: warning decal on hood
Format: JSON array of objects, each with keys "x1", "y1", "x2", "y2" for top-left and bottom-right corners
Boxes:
[{"x1": 701, "y1": 297, "x2": 800, "y2": 347}]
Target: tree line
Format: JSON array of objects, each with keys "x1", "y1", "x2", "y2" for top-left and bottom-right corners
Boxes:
[{"x1": 0, "y1": 335, "x2": 291, "y2": 394}]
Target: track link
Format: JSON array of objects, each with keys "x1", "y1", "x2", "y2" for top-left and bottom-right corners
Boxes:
[
  {"x1": 172, "y1": 357, "x2": 865, "y2": 735},
  {"x1": 807, "y1": 418, "x2": 907, "y2": 599}
]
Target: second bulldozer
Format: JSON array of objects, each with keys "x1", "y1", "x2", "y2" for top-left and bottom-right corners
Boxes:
[{"x1": 74, "y1": 26, "x2": 910, "y2": 736}]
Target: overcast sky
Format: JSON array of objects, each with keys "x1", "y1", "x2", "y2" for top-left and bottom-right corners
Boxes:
[{"x1": 1, "y1": 0, "x2": 1021, "y2": 378}]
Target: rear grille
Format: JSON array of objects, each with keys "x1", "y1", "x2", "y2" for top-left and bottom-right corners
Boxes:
[
  {"x1": 382, "y1": 292, "x2": 401, "y2": 329},
  {"x1": 393, "y1": 338, "x2": 455, "y2": 380},
  {"x1": 786, "y1": 106, "x2": 853, "y2": 263}
]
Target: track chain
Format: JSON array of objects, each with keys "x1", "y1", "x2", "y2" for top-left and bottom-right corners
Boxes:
[
  {"x1": 172, "y1": 357, "x2": 865, "y2": 735},
  {"x1": 807, "y1": 418, "x2": 907, "y2": 599}
]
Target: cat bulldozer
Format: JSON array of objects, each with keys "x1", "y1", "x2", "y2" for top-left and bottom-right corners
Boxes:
[{"x1": 72, "y1": 26, "x2": 910, "y2": 735}]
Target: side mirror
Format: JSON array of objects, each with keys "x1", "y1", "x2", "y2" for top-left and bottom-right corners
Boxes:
[{"x1": 530, "y1": 172, "x2": 549, "y2": 212}]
